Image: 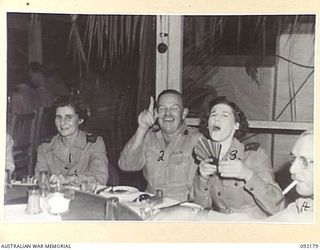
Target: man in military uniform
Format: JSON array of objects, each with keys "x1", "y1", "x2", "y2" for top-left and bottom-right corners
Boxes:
[
  {"x1": 118, "y1": 89, "x2": 201, "y2": 201},
  {"x1": 266, "y1": 130, "x2": 314, "y2": 222}
]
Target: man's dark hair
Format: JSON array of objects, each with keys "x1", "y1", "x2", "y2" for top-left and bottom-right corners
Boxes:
[
  {"x1": 199, "y1": 96, "x2": 249, "y2": 140},
  {"x1": 53, "y1": 95, "x2": 90, "y2": 123},
  {"x1": 156, "y1": 89, "x2": 184, "y2": 108}
]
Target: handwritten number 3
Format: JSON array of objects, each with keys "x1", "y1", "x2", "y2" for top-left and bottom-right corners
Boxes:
[{"x1": 229, "y1": 150, "x2": 238, "y2": 160}]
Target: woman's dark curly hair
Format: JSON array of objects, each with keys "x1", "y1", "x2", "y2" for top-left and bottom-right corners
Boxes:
[
  {"x1": 199, "y1": 96, "x2": 249, "y2": 140},
  {"x1": 53, "y1": 95, "x2": 90, "y2": 124}
]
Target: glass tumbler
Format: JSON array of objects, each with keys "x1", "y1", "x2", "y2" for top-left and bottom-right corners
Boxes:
[
  {"x1": 105, "y1": 197, "x2": 119, "y2": 220},
  {"x1": 139, "y1": 200, "x2": 154, "y2": 219},
  {"x1": 80, "y1": 180, "x2": 97, "y2": 193}
]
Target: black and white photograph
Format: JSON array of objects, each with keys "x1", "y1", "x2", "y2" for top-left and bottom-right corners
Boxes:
[{"x1": 1, "y1": 0, "x2": 318, "y2": 245}]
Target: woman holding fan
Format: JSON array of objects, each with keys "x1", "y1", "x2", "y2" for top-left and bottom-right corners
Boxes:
[{"x1": 191, "y1": 96, "x2": 284, "y2": 219}]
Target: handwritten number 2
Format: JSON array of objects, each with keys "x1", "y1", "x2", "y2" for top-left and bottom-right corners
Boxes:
[{"x1": 157, "y1": 150, "x2": 164, "y2": 162}]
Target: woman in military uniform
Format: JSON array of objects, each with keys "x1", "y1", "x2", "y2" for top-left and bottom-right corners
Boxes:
[
  {"x1": 191, "y1": 96, "x2": 284, "y2": 219},
  {"x1": 35, "y1": 95, "x2": 109, "y2": 186}
]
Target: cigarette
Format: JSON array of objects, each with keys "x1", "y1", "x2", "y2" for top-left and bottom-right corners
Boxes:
[{"x1": 282, "y1": 180, "x2": 298, "y2": 195}]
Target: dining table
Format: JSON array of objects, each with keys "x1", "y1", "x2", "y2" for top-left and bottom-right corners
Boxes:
[{"x1": 3, "y1": 182, "x2": 193, "y2": 222}]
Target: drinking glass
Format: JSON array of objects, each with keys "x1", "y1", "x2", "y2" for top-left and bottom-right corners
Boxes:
[
  {"x1": 80, "y1": 180, "x2": 97, "y2": 193},
  {"x1": 105, "y1": 197, "x2": 119, "y2": 220},
  {"x1": 139, "y1": 200, "x2": 154, "y2": 219}
]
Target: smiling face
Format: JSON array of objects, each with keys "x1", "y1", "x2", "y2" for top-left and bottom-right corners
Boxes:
[
  {"x1": 157, "y1": 93, "x2": 188, "y2": 135},
  {"x1": 55, "y1": 105, "x2": 83, "y2": 138},
  {"x1": 208, "y1": 103, "x2": 239, "y2": 143},
  {"x1": 290, "y1": 134, "x2": 314, "y2": 196}
]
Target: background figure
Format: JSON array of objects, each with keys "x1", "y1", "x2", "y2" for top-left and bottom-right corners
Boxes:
[
  {"x1": 35, "y1": 94, "x2": 109, "y2": 186},
  {"x1": 118, "y1": 89, "x2": 201, "y2": 201},
  {"x1": 5, "y1": 133, "x2": 15, "y2": 191},
  {"x1": 28, "y1": 61, "x2": 55, "y2": 108},
  {"x1": 10, "y1": 67, "x2": 41, "y2": 114},
  {"x1": 5, "y1": 133, "x2": 15, "y2": 173},
  {"x1": 191, "y1": 96, "x2": 283, "y2": 219}
]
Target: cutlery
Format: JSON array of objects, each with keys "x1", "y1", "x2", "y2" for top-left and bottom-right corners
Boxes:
[
  {"x1": 158, "y1": 201, "x2": 188, "y2": 210},
  {"x1": 96, "y1": 186, "x2": 112, "y2": 194}
]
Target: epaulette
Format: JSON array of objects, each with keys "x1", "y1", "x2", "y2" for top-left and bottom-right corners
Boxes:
[
  {"x1": 86, "y1": 133, "x2": 98, "y2": 143},
  {"x1": 41, "y1": 135, "x2": 54, "y2": 143},
  {"x1": 245, "y1": 142, "x2": 260, "y2": 151}
]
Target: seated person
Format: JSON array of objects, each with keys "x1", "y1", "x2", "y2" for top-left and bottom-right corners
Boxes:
[
  {"x1": 190, "y1": 96, "x2": 283, "y2": 219},
  {"x1": 149, "y1": 130, "x2": 314, "y2": 222},
  {"x1": 118, "y1": 89, "x2": 201, "y2": 201},
  {"x1": 35, "y1": 95, "x2": 109, "y2": 186},
  {"x1": 6, "y1": 133, "x2": 15, "y2": 173},
  {"x1": 5, "y1": 133, "x2": 15, "y2": 187},
  {"x1": 266, "y1": 130, "x2": 314, "y2": 223}
]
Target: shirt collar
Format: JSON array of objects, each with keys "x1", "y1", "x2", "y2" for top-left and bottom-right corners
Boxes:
[{"x1": 47, "y1": 130, "x2": 87, "y2": 152}]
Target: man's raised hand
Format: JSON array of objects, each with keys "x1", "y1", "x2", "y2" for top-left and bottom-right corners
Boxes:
[{"x1": 138, "y1": 96, "x2": 158, "y2": 131}]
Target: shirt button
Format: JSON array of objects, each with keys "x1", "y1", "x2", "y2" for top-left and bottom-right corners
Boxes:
[
  {"x1": 250, "y1": 187, "x2": 254, "y2": 191},
  {"x1": 204, "y1": 188, "x2": 208, "y2": 191},
  {"x1": 234, "y1": 182, "x2": 238, "y2": 186},
  {"x1": 217, "y1": 191, "x2": 221, "y2": 196}
]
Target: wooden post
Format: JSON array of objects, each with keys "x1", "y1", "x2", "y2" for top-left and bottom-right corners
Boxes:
[{"x1": 156, "y1": 15, "x2": 183, "y2": 97}]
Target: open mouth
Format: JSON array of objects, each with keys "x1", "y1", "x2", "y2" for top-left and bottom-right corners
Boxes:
[
  {"x1": 212, "y1": 125, "x2": 221, "y2": 131},
  {"x1": 163, "y1": 117, "x2": 174, "y2": 122},
  {"x1": 60, "y1": 127, "x2": 70, "y2": 131}
]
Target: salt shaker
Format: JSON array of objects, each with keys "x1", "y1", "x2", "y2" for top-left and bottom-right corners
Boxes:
[{"x1": 25, "y1": 187, "x2": 42, "y2": 215}]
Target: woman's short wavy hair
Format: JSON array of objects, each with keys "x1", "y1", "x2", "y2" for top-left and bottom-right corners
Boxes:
[
  {"x1": 53, "y1": 95, "x2": 90, "y2": 123},
  {"x1": 199, "y1": 96, "x2": 249, "y2": 140}
]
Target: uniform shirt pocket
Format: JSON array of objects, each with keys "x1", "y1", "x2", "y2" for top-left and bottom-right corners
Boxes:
[
  {"x1": 166, "y1": 152, "x2": 190, "y2": 186},
  {"x1": 144, "y1": 149, "x2": 165, "y2": 187}
]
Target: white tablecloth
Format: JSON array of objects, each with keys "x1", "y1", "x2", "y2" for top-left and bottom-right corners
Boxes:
[
  {"x1": 3, "y1": 185, "x2": 196, "y2": 221},
  {"x1": 3, "y1": 204, "x2": 61, "y2": 222}
]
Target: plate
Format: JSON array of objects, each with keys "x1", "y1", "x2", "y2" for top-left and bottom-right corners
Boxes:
[
  {"x1": 103, "y1": 186, "x2": 139, "y2": 195},
  {"x1": 11, "y1": 180, "x2": 37, "y2": 187},
  {"x1": 180, "y1": 202, "x2": 202, "y2": 209}
]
